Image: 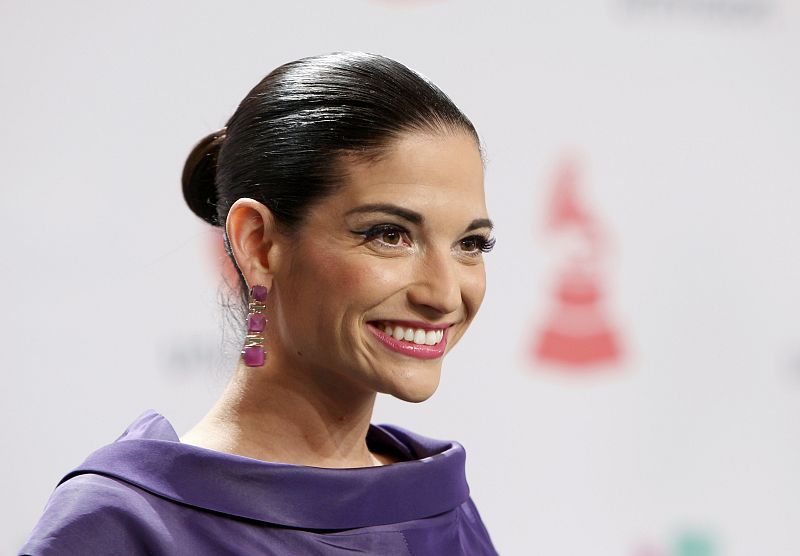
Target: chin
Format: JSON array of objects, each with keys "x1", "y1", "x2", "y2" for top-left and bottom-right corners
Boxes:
[{"x1": 384, "y1": 370, "x2": 441, "y2": 403}]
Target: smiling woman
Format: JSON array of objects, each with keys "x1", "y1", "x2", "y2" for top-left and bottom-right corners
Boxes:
[{"x1": 20, "y1": 52, "x2": 498, "y2": 556}]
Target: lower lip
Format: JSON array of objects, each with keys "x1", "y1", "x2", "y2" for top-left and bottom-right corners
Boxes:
[{"x1": 367, "y1": 324, "x2": 449, "y2": 360}]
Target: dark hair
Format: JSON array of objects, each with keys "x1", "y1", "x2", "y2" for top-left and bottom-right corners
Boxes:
[{"x1": 182, "y1": 51, "x2": 480, "y2": 293}]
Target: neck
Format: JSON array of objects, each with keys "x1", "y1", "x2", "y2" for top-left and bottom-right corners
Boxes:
[{"x1": 181, "y1": 349, "x2": 382, "y2": 468}]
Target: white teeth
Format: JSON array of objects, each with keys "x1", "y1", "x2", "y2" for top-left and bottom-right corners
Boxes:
[{"x1": 379, "y1": 323, "x2": 446, "y2": 345}]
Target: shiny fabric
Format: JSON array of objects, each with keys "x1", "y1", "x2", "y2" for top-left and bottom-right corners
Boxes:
[{"x1": 20, "y1": 410, "x2": 497, "y2": 555}]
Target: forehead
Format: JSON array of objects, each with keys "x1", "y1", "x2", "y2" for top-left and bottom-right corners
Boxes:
[{"x1": 333, "y1": 131, "x2": 486, "y2": 215}]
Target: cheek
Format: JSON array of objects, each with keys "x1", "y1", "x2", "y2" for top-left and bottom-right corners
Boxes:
[
  {"x1": 294, "y1": 247, "x2": 406, "y2": 311},
  {"x1": 463, "y1": 266, "x2": 487, "y2": 316}
]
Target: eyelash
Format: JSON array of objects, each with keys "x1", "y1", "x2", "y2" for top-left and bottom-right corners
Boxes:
[
  {"x1": 356, "y1": 224, "x2": 411, "y2": 249},
  {"x1": 461, "y1": 235, "x2": 497, "y2": 255},
  {"x1": 354, "y1": 224, "x2": 496, "y2": 256}
]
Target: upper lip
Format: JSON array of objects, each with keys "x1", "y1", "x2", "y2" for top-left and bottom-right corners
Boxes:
[{"x1": 370, "y1": 319, "x2": 453, "y2": 331}]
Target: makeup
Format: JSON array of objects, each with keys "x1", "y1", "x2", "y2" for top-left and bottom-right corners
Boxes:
[{"x1": 367, "y1": 322, "x2": 449, "y2": 360}]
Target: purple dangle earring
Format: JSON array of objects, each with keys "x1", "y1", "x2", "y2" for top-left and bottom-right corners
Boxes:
[{"x1": 242, "y1": 285, "x2": 268, "y2": 367}]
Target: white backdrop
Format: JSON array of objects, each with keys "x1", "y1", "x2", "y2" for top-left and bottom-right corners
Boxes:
[{"x1": 2, "y1": 1, "x2": 799, "y2": 554}]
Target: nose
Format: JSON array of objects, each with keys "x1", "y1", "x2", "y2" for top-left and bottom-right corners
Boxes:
[{"x1": 406, "y1": 248, "x2": 462, "y2": 317}]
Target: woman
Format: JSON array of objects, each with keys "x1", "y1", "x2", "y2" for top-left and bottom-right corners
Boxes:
[{"x1": 21, "y1": 52, "x2": 498, "y2": 555}]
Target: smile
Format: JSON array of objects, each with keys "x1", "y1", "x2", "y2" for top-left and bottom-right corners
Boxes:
[
  {"x1": 377, "y1": 322, "x2": 445, "y2": 345},
  {"x1": 367, "y1": 321, "x2": 450, "y2": 360}
]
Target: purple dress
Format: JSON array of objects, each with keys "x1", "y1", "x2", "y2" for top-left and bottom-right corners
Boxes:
[{"x1": 20, "y1": 411, "x2": 497, "y2": 555}]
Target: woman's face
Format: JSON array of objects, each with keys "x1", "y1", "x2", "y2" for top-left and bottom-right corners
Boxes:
[{"x1": 270, "y1": 130, "x2": 491, "y2": 402}]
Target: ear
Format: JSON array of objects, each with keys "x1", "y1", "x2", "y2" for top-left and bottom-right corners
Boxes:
[{"x1": 225, "y1": 198, "x2": 282, "y2": 291}]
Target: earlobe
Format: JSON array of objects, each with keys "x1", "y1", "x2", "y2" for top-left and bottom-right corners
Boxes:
[{"x1": 225, "y1": 198, "x2": 280, "y2": 290}]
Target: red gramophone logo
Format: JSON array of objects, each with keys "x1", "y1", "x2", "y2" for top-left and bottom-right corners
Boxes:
[
  {"x1": 531, "y1": 156, "x2": 624, "y2": 370},
  {"x1": 209, "y1": 228, "x2": 242, "y2": 290}
]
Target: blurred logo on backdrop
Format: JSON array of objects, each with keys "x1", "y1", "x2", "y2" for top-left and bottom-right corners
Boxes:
[
  {"x1": 369, "y1": 0, "x2": 445, "y2": 5},
  {"x1": 634, "y1": 529, "x2": 717, "y2": 556},
  {"x1": 620, "y1": 0, "x2": 772, "y2": 20},
  {"x1": 531, "y1": 156, "x2": 624, "y2": 370},
  {"x1": 211, "y1": 229, "x2": 241, "y2": 289}
]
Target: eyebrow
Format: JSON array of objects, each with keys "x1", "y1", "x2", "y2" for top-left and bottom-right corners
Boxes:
[
  {"x1": 345, "y1": 203, "x2": 494, "y2": 233},
  {"x1": 464, "y1": 218, "x2": 494, "y2": 233},
  {"x1": 346, "y1": 204, "x2": 423, "y2": 225}
]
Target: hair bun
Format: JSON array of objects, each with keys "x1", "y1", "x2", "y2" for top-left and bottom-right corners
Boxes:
[{"x1": 182, "y1": 128, "x2": 227, "y2": 226}]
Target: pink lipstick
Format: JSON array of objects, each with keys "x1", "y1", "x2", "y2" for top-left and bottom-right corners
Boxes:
[{"x1": 367, "y1": 323, "x2": 449, "y2": 360}]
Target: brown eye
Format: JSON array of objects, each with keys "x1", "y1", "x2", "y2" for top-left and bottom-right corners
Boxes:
[
  {"x1": 381, "y1": 229, "x2": 402, "y2": 245},
  {"x1": 460, "y1": 237, "x2": 479, "y2": 252},
  {"x1": 355, "y1": 224, "x2": 411, "y2": 248},
  {"x1": 458, "y1": 235, "x2": 496, "y2": 256}
]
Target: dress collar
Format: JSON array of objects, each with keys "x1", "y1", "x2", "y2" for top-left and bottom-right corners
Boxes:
[{"x1": 60, "y1": 410, "x2": 469, "y2": 529}]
